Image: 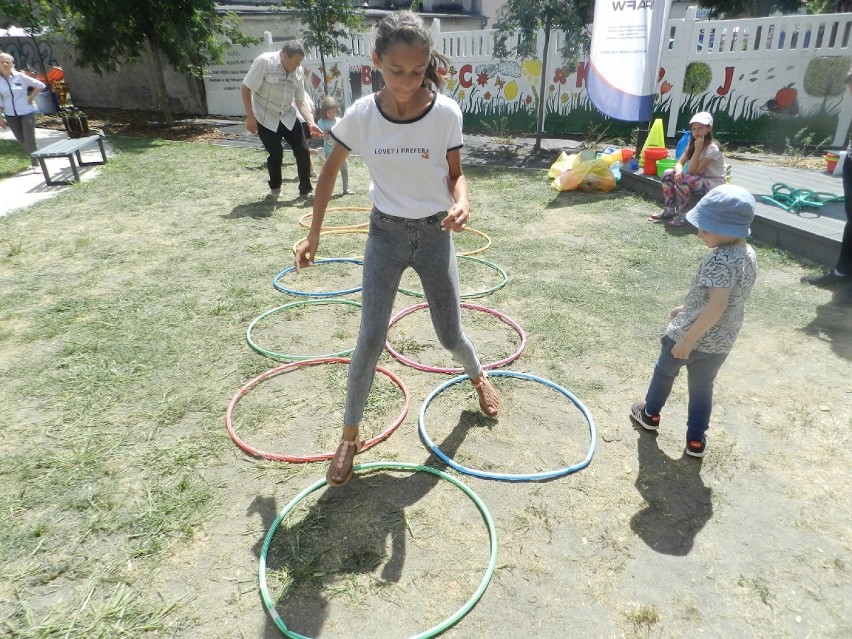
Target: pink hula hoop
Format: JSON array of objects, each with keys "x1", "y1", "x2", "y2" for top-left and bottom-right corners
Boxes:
[
  {"x1": 225, "y1": 357, "x2": 410, "y2": 462},
  {"x1": 385, "y1": 302, "x2": 526, "y2": 374}
]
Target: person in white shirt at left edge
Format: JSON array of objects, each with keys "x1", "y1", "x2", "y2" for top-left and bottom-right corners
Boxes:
[
  {"x1": 241, "y1": 40, "x2": 321, "y2": 201},
  {"x1": 0, "y1": 52, "x2": 45, "y2": 167}
]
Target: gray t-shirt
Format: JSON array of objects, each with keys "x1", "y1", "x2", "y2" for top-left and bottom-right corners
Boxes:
[{"x1": 666, "y1": 244, "x2": 757, "y2": 354}]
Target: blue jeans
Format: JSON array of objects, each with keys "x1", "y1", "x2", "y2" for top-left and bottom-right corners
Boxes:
[
  {"x1": 644, "y1": 336, "x2": 729, "y2": 441},
  {"x1": 344, "y1": 209, "x2": 482, "y2": 425}
]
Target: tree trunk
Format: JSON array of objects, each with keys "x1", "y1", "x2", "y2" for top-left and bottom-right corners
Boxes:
[
  {"x1": 28, "y1": 34, "x2": 47, "y2": 80},
  {"x1": 320, "y1": 49, "x2": 328, "y2": 95},
  {"x1": 534, "y1": 26, "x2": 551, "y2": 153},
  {"x1": 146, "y1": 36, "x2": 173, "y2": 124}
]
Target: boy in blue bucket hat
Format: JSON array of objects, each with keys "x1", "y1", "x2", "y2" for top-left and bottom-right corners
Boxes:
[{"x1": 630, "y1": 184, "x2": 758, "y2": 457}]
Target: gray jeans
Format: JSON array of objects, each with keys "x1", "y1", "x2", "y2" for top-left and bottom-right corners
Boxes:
[
  {"x1": 6, "y1": 113, "x2": 37, "y2": 163},
  {"x1": 344, "y1": 209, "x2": 482, "y2": 425}
]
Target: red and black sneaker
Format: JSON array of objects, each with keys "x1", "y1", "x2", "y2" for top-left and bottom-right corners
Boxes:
[
  {"x1": 686, "y1": 438, "x2": 707, "y2": 458},
  {"x1": 629, "y1": 402, "x2": 660, "y2": 431}
]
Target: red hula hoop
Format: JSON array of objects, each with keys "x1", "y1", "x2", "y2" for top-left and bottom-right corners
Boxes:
[
  {"x1": 385, "y1": 302, "x2": 526, "y2": 374},
  {"x1": 225, "y1": 357, "x2": 410, "y2": 462}
]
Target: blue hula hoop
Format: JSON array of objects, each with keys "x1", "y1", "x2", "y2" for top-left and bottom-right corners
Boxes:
[
  {"x1": 418, "y1": 370, "x2": 597, "y2": 482},
  {"x1": 273, "y1": 258, "x2": 364, "y2": 297}
]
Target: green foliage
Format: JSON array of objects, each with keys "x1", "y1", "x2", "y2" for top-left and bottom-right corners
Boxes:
[
  {"x1": 0, "y1": 0, "x2": 68, "y2": 33},
  {"x1": 805, "y1": 0, "x2": 836, "y2": 12},
  {"x1": 0, "y1": 0, "x2": 71, "y2": 77},
  {"x1": 493, "y1": 0, "x2": 591, "y2": 68},
  {"x1": 781, "y1": 127, "x2": 831, "y2": 167},
  {"x1": 697, "y1": 0, "x2": 804, "y2": 17},
  {"x1": 492, "y1": 0, "x2": 591, "y2": 152},
  {"x1": 64, "y1": 0, "x2": 257, "y2": 77},
  {"x1": 684, "y1": 62, "x2": 712, "y2": 94},
  {"x1": 803, "y1": 57, "x2": 849, "y2": 98},
  {"x1": 277, "y1": 0, "x2": 363, "y2": 93}
]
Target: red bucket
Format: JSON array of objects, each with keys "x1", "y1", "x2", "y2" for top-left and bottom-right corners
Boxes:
[
  {"x1": 825, "y1": 153, "x2": 839, "y2": 174},
  {"x1": 643, "y1": 147, "x2": 669, "y2": 175}
]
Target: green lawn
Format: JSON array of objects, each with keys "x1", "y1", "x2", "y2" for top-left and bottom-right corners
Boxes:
[
  {"x1": 0, "y1": 136, "x2": 849, "y2": 638},
  {"x1": 0, "y1": 139, "x2": 31, "y2": 178}
]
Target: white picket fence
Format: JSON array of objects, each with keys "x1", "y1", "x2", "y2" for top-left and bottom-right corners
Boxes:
[{"x1": 204, "y1": 10, "x2": 852, "y2": 145}]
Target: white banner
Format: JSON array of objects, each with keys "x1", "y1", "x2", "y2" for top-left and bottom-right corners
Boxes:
[{"x1": 587, "y1": 0, "x2": 673, "y2": 122}]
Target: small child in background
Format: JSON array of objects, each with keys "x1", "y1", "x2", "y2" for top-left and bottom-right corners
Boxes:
[
  {"x1": 317, "y1": 96, "x2": 354, "y2": 195},
  {"x1": 631, "y1": 184, "x2": 758, "y2": 458},
  {"x1": 652, "y1": 111, "x2": 726, "y2": 227}
]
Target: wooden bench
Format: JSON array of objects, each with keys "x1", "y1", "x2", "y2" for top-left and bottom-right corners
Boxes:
[{"x1": 31, "y1": 134, "x2": 107, "y2": 186}]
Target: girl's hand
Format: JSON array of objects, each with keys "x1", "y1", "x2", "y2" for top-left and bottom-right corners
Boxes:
[
  {"x1": 441, "y1": 202, "x2": 469, "y2": 232},
  {"x1": 294, "y1": 236, "x2": 319, "y2": 273},
  {"x1": 669, "y1": 305, "x2": 684, "y2": 320}
]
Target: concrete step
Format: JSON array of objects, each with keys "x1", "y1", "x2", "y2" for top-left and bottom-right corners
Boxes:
[{"x1": 620, "y1": 160, "x2": 844, "y2": 267}]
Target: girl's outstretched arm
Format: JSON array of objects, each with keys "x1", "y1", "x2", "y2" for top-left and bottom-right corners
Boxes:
[{"x1": 294, "y1": 143, "x2": 351, "y2": 271}]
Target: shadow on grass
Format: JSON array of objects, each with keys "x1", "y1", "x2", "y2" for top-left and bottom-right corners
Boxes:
[
  {"x1": 630, "y1": 422, "x2": 712, "y2": 556},
  {"x1": 800, "y1": 298, "x2": 852, "y2": 361},
  {"x1": 544, "y1": 189, "x2": 623, "y2": 210},
  {"x1": 223, "y1": 200, "x2": 279, "y2": 219},
  {"x1": 253, "y1": 409, "x2": 493, "y2": 638}
]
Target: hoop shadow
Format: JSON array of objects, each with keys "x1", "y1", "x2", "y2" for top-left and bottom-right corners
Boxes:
[
  {"x1": 800, "y1": 299, "x2": 852, "y2": 361},
  {"x1": 255, "y1": 410, "x2": 491, "y2": 637},
  {"x1": 630, "y1": 423, "x2": 712, "y2": 556}
]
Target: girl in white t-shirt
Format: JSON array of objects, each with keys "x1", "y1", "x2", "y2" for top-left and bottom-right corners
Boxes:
[
  {"x1": 294, "y1": 10, "x2": 501, "y2": 487},
  {"x1": 652, "y1": 111, "x2": 726, "y2": 227}
]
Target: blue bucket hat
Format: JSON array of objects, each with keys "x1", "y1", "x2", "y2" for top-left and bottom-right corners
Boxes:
[{"x1": 685, "y1": 184, "x2": 755, "y2": 238}]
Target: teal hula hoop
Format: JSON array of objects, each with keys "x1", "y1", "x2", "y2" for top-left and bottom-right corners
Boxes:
[
  {"x1": 399, "y1": 255, "x2": 509, "y2": 299},
  {"x1": 247, "y1": 299, "x2": 362, "y2": 361},
  {"x1": 259, "y1": 461, "x2": 498, "y2": 639}
]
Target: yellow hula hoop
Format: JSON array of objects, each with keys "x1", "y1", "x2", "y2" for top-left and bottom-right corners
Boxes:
[
  {"x1": 292, "y1": 228, "x2": 369, "y2": 260},
  {"x1": 298, "y1": 207, "x2": 371, "y2": 231},
  {"x1": 292, "y1": 222, "x2": 490, "y2": 258},
  {"x1": 456, "y1": 226, "x2": 492, "y2": 256}
]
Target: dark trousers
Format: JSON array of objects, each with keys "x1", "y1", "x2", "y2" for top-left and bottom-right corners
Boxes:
[
  {"x1": 257, "y1": 120, "x2": 312, "y2": 195},
  {"x1": 6, "y1": 113, "x2": 38, "y2": 164},
  {"x1": 838, "y1": 154, "x2": 852, "y2": 274}
]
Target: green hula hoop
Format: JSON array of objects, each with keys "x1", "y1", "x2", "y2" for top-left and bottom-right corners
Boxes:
[
  {"x1": 258, "y1": 461, "x2": 498, "y2": 639},
  {"x1": 247, "y1": 299, "x2": 362, "y2": 361},
  {"x1": 399, "y1": 255, "x2": 509, "y2": 299}
]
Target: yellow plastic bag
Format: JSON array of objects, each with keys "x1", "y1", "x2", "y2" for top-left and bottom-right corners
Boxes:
[
  {"x1": 578, "y1": 160, "x2": 617, "y2": 192},
  {"x1": 548, "y1": 151, "x2": 575, "y2": 179},
  {"x1": 552, "y1": 157, "x2": 617, "y2": 192}
]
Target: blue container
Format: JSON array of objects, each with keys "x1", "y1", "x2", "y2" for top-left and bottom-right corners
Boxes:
[
  {"x1": 675, "y1": 130, "x2": 691, "y2": 159},
  {"x1": 34, "y1": 91, "x2": 57, "y2": 114}
]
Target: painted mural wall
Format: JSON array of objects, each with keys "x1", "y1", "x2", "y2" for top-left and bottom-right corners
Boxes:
[
  {"x1": 207, "y1": 10, "x2": 852, "y2": 147},
  {"x1": 4, "y1": 7, "x2": 849, "y2": 149}
]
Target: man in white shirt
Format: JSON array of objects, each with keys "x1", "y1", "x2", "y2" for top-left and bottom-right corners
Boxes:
[{"x1": 241, "y1": 40, "x2": 321, "y2": 200}]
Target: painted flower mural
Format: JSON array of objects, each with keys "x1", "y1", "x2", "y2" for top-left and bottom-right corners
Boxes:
[
  {"x1": 504, "y1": 80, "x2": 518, "y2": 101},
  {"x1": 522, "y1": 60, "x2": 542, "y2": 84}
]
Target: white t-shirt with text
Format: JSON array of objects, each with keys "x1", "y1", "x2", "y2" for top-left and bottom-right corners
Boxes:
[{"x1": 331, "y1": 91, "x2": 463, "y2": 219}]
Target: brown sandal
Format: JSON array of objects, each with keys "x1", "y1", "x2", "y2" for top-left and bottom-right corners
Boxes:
[
  {"x1": 471, "y1": 372, "x2": 501, "y2": 417},
  {"x1": 326, "y1": 438, "x2": 364, "y2": 487}
]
